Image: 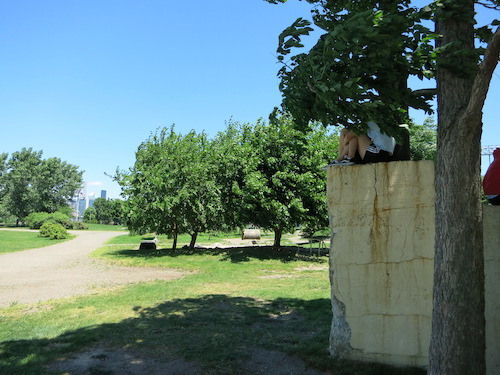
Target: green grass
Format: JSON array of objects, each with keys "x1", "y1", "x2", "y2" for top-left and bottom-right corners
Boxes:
[
  {"x1": 105, "y1": 230, "x2": 326, "y2": 249},
  {"x1": 0, "y1": 236, "x2": 423, "y2": 375},
  {"x1": 85, "y1": 223, "x2": 128, "y2": 231},
  {"x1": 0, "y1": 230, "x2": 75, "y2": 254},
  {"x1": 105, "y1": 231, "x2": 259, "y2": 247}
]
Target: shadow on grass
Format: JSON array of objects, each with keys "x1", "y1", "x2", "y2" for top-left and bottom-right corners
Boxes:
[
  {"x1": 0, "y1": 295, "x2": 425, "y2": 375},
  {"x1": 113, "y1": 246, "x2": 328, "y2": 264}
]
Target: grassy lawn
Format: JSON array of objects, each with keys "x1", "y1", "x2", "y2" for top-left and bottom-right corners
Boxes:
[
  {"x1": 0, "y1": 234, "x2": 422, "y2": 375},
  {"x1": 106, "y1": 230, "x2": 328, "y2": 251},
  {"x1": 85, "y1": 223, "x2": 129, "y2": 231},
  {"x1": 0, "y1": 230, "x2": 75, "y2": 255},
  {"x1": 106, "y1": 231, "x2": 275, "y2": 247}
]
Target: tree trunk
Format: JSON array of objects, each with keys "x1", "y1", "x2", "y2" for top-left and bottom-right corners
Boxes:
[
  {"x1": 273, "y1": 227, "x2": 282, "y2": 248},
  {"x1": 429, "y1": 2, "x2": 486, "y2": 373},
  {"x1": 172, "y1": 230, "x2": 178, "y2": 251},
  {"x1": 189, "y1": 231, "x2": 198, "y2": 250}
]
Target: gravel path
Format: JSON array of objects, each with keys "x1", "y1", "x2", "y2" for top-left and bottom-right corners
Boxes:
[{"x1": 0, "y1": 230, "x2": 185, "y2": 308}]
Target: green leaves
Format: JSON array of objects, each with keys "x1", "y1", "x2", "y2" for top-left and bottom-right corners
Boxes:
[
  {"x1": 118, "y1": 116, "x2": 338, "y2": 247},
  {"x1": 277, "y1": 18, "x2": 314, "y2": 56},
  {"x1": 271, "y1": 1, "x2": 440, "y2": 135},
  {"x1": 117, "y1": 127, "x2": 224, "y2": 245},
  {"x1": 234, "y1": 116, "x2": 337, "y2": 244},
  {"x1": 271, "y1": 0, "x2": 497, "y2": 136},
  {"x1": 1, "y1": 148, "x2": 83, "y2": 221},
  {"x1": 92, "y1": 198, "x2": 124, "y2": 224}
]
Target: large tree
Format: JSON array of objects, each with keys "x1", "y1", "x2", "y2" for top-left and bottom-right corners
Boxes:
[
  {"x1": 117, "y1": 127, "x2": 223, "y2": 249},
  {"x1": 430, "y1": 1, "x2": 499, "y2": 373},
  {"x1": 266, "y1": 0, "x2": 499, "y2": 373},
  {"x1": 238, "y1": 116, "x2": 338, "y2": 247},
  {"x1": 33, "y1": 155, "x2": 84, "y2": 213},
  {"x1": 1, "y1": 148, "x2": 83, "y2": 223}
]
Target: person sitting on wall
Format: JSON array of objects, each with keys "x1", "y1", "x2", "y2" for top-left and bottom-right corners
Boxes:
[
  {"x1": 330, "y1": 121, "x2": 396, "y2": 165},
  {"x1": 332, "y1": 127, "x2": 359, "y2": 165},
  {"x1": 483, "y1": 148, "x2": 500, "y2": 205}
]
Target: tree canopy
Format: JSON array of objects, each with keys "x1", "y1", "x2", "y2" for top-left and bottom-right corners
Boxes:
[
  {"x1": 266, "y1": 0, "x2": 441, "y2": 138},
  {"x1": 116, "y1": 118, "x2": 338, "y2": 248},
  {"x1": 117, "y1": 127, "x2": 224, "y2": 249},
  {"x1": 0, "y1": 148, "x2": 83, "y2": 223},
  {"x1": 238, "y1": 116, "x2": 337, "y2": 246}
]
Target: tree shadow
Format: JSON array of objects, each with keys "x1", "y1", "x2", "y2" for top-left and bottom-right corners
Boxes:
[
  {"x1": 113, "y1": 246, "x2": 328, "y2": 264},
  {"x1": 0, "y1": 295, "x2": 425, "y2": 375}
]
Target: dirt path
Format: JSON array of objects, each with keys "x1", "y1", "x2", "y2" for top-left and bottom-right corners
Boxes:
[{"x1": 0, "y1": 230, "x2": 185, "y2": 308}]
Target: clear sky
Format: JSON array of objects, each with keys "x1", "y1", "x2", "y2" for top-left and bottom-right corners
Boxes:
[{"x1": 1, "y1": 1, "x2": 498, "y2": 199}]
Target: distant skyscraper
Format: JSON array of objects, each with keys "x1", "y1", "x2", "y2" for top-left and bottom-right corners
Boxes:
[
  {"x1": 88, "y1": 192, "x2": 95, "y2": 209},
  {"x1": 101, "y1": 190, "x2": 107, "y2": 199},
  {"x1": 78, "y1": 199, "x2": 86, "y2": 219}
]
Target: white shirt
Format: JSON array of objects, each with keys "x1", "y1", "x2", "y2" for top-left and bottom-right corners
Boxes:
[{"x1": 367, "y1": 121, "x2": 396, "y2": 153}]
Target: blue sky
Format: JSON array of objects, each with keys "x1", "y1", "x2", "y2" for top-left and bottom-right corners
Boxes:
[{"x1": 1, "y1": 1, "x2": 498, "y2": 199}]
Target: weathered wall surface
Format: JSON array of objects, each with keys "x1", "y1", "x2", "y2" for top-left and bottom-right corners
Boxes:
[
  {"x1": 326, "y1": 160, "x2": 499, "y2": 373},
  {"x1": 483, "y1": 205, "x2": 500, "y2": 375}
]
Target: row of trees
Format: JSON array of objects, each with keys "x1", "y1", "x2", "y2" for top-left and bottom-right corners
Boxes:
[
  {"x1": 0, "y1": 148, "x2": 83, "y2": 224},
  {"x1": 117, "y1": 115, "x2": 436, "y2": 249},
  {"x1": 116, "y1": 116, "x2": 339, "y2": 248},
  {"x1": 0, "y1": 123, "x2": 435, "y2": 232}
]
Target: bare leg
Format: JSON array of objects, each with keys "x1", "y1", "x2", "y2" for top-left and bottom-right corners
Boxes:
[
  {"x1": 347, "y1": 137, "x2": 358, "y2": 159},
  {"x1": 357, "y1": 134, "x2": 372, "y2": 160},
  {"x1": 338, "y1": 129, "x2": 358, "y2": 161},
  {"x1": 337, "y1": 128, "x2": 350, "y2": 161}
]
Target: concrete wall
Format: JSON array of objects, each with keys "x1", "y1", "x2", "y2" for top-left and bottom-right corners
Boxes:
[
  {"x1": 326, "y1": 160, "x2": 499, "y2": 373},
  {"x1": 483, "y1": 204, "x2": 500, "y2": 375}
]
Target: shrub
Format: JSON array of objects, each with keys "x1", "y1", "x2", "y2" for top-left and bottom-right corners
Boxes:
[
  {"x1": 26, "y1": 211, "x2": 74, "y2": 230},
  {"x1": 68, "y1": 221, "x2": 88, "y2": 230},
  {"x1": 50, "y1": 212, "x2": 71, "y2": 226},
  {"x1": 39, "y1": 222, "x2": 69, "y2": 240},
  {"x1": 26, "y1": 212, "x2": 51, "y2": 229}
]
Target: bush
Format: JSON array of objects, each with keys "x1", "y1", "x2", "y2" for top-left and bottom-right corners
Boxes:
[
  {"x1": 68, "y1": 221, "x2": 88, "y2": 230},
  {"x1": 26, "y1": 212, "x2": 51, "y2": 229},
  {"x1": 39, "y1": 222, "x2": 69, "y2": 240},
  {"x1": 50, "y1": 212, "x2": 71, "y2": 226},
  {"x1": 26, "y1": 211, "x2": 76, "y2": 230}
]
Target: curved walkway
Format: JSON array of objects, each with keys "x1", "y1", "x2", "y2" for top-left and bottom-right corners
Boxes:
[{"x1": 0, "y1": 230, "x2": 185, "y2": 308}]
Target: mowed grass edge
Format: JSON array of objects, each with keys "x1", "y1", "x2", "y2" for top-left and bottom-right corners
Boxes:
[{"x1": 0, "y1": 230, "x2": 76, "y2": 254}]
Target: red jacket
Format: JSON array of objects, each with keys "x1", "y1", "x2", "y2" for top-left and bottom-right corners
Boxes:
[{"x1": 483, "y1": 148, "x2": 500, "y2": 195}]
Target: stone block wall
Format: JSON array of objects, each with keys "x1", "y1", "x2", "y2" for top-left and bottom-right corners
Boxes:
[{"x1": 326, "y1": 160, "x2": 499, "y2": 373}]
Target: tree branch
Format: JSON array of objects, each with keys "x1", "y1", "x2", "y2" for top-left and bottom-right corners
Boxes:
[
  {"x1": 463, "y1": 26, "x2": 500, "y2": 119},
  {"x1": 412, "y1": 88, "x2": 437, "y2": 97},
  {"x1": 476, "y1": 0, "x2": 500, "y2": 10}
]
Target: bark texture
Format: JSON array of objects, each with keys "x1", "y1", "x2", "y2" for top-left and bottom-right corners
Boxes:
[
  {"x1": 429, "y1": 3, "x2": 500, "y2": 374},
  {"x1": 189, "y1": 232, "x2": 198, "y2": 249},
  {"x1": 273, "y1": 227, "x2": 283, "y2": 248}
]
